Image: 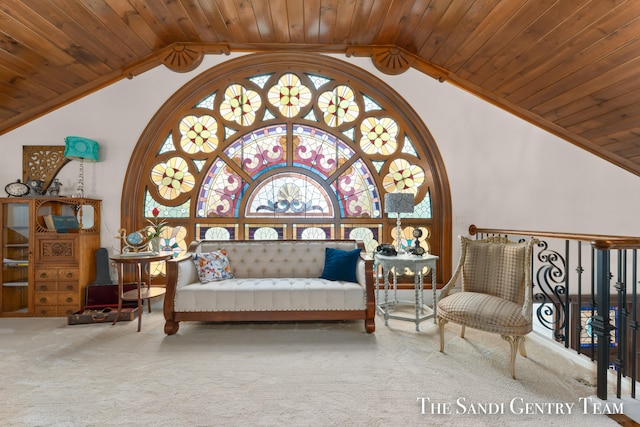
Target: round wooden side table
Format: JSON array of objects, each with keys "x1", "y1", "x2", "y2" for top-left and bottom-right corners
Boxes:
[{"x1": 109, "y1": 252, "x2": 172, "y2": 332}]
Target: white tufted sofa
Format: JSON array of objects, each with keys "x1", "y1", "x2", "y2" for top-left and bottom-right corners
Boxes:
[{"x1": 163, "y1": 239, "x2": 376, "y2": 335}]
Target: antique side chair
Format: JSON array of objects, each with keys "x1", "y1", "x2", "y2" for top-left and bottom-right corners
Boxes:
[{"x1": 437, "y1": 235, "x2": 538, "y2": 379}]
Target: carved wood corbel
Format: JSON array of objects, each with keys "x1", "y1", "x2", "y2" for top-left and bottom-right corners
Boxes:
[
  {"x1": 22, "y1": 145, "x2": 70, "y2": 191},
  {"x1": 346, "y1": 45, "x2": 448, "y2": 81},
  {"x1": 370, "y1": 47, "x2": 413, "y2": 75},
  {"x1": 161, "y1": 43, "x2": 231, "y2": 73}
]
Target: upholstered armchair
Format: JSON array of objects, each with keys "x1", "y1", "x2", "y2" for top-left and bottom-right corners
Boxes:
[{"x1": 437, "y1": 236, "x2": 538, "y2": 379}]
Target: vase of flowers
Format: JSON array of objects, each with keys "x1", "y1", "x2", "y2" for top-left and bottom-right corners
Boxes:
[{"x1": 146, "y1": 207, "x2": 167, "y2": 254}]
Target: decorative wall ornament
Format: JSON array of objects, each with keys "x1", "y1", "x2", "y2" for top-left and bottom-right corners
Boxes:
[
  {"x1": 371, "y1": 47, "x2": 413, "y2": 75},
  {"x1": 345, "y1": 45, "x2": 448, "y2": 81},
  {"x1": 22, "y1": 146, "x2": 70, "y2": 192},
  {"x1": 160, "y1": 43, "x2": 230, "y2": 73},
  {"x1": 162, "y1": 44, "x2": 204, "y2": 73}
]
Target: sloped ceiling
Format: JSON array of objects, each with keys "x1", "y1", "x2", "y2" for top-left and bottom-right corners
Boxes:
[{"x1": 2, "y1": 0, "x2": 640, "y2": 176}]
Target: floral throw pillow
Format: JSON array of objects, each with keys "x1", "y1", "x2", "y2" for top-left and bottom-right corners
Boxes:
[{"x1": 194, "y1": 250, "x2": 234, "y2": 283}]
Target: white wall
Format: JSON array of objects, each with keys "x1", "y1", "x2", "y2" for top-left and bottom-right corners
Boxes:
[
  {"x1": 390, "y1": 67, "x2": 640, "y2": 237},
  {"x1": 1, "y1": 52, "x2": 639, "y2": 258}
]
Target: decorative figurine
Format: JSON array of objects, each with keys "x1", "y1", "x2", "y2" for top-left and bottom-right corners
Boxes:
[
  {"x1": 116, "y1": 228, "x2": 151, "y2": 253},
  {"x1": 47, "y1": 178, "x2": 62, "y2": 197},
  {"x1": 408, "y1": 228, "x2": 426, "y2": 256},
  {"x1": 115, "y1": 208, "x2": 167, "y2": 254},
  {"x1": 26, "y1": 178, "x2": 45, "y2": 196}
]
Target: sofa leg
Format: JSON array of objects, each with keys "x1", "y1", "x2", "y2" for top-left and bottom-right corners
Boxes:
[
  {"x1": 365, "y1": 317, "x2": 375, "y2": 333},
  {"x1": 164, "y1": 320, "x2": 180, "y2": 335}
]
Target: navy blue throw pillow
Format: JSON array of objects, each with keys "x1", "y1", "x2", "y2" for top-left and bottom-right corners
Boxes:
[{"x1": 320, "y1": 247, "x2": 361, "y2": 283}]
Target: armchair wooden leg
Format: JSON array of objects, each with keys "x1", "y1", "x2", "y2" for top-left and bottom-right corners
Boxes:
[
  {"x1": 519, "y1": 337, "x2": 527, "y2": 357},
  {"x1": 460, "y1": 325, "x2": 465, "y2": 338},
  {"x1": 502, "y1": 335, "x2": 525, "y2": 379},
  {"x1": 437, "y1": 316, "x2": 447, "y2": 352}
]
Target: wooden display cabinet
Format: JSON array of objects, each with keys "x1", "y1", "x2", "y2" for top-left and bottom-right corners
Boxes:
[
  {"x1": 1, "y1": 201, "x2": 30, "y2": 315},
  {"x1": 0, "y1": 197, "x2": 101, "y2": 317}
]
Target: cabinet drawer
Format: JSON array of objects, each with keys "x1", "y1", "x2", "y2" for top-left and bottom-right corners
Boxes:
[
  {"x1": 35, "y1": 305, "x2": 58, "y2": 316},
  {"x1": 58, "y1": 269, "x2": 79, "y2": 281},
  {"x1": 35, "y1": 294, "x2": 56, "y2": 305},
  {"x1": 58, "y1": 282, "x2": 79, "y2": 292},
  {"x1": 57, "y1": 293, "x2": 78, "y2": 306},
  {"x1": 58, "y1": 305, "x2": 77, "y2": 317},
  {"x1": 35, "y1": 282, "x2": 56, "y2": 292},
  {"x1": 35, "y1": 269, "x2": 58, "y2": 281}
]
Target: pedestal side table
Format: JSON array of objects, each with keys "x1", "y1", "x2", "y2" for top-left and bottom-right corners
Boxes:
[
  {"x1": 374, "y1": 253, "x2": 439, "y2": 331},
  {"x1": 109, "y1": 252, "x2": 172, "y2": 332}
]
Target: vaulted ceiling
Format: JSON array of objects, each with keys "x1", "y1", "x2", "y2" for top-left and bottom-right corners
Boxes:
[{"x1": 3, "y1": 0, "x2": 640, "y2": 176}]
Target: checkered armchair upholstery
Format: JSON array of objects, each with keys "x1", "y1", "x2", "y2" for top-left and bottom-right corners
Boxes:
[{"x1": 437, "y1": 236, "x2": 538, "y2": 379}]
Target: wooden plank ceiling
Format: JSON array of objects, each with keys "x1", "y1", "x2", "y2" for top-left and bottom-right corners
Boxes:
[{"x1": 2, "y1": 0, "x2": 640, "y2": 176}]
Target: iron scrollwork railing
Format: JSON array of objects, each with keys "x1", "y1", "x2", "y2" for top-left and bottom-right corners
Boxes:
[{"x1": 532, "y1": 240, "x2": 568, "y2": 342}]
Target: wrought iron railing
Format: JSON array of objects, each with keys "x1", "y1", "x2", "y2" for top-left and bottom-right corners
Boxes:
[{"x1": 469, "y1": 225, "x2": 640, "y2": 401}]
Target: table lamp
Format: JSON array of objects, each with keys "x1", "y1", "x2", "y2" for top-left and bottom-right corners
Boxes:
[
  {"x1": 64, "y1": 136, "x2": 99, "y2": 198},
  {"x1": 384, "y1": 192, "x2": 414, "y2": 254}
]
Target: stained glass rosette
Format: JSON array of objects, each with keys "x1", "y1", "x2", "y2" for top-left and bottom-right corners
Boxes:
[
  {"x1": 318, "y1": 85, "x2": 360, "y2": 127},
  {"x1": 268, "y1": 73, "x2": 312, "y2": 118},
  {"x1": 151, "y1": 156, "x2": 195, "y2": 200},
  {"x1": 360, "y1": 117, "x2": 398, "y2": 155},
  {"x1": 383, "y1": 158, "x2": 425, "y2": 195},
  {"x1": 179, "y1": 115, "x2": 218, "y2": 154},
  {"x1": 219, "y1": 84, "x2": 261, "y2": 126}
]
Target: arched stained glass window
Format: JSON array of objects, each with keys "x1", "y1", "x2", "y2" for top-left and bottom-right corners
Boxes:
[{"x1": 123, "y1": 53, "x2": 452, "y2": 283}]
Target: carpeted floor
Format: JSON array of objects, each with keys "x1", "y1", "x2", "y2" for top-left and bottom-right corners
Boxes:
[{"x1": 0, "y1": 302, "x2": 626, "y2": 426}]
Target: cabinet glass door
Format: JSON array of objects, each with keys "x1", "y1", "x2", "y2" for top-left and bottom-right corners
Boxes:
[{"x1": 1, "y1": 201, "x2": 30, "y2": 315}]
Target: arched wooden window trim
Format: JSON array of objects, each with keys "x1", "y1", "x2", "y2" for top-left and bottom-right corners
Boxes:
[{"x1": 121, "y1": 52, "x2": 452, "y2": 283}]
